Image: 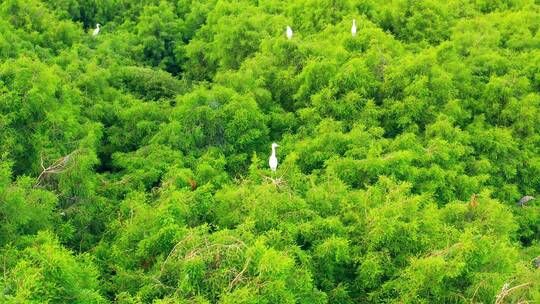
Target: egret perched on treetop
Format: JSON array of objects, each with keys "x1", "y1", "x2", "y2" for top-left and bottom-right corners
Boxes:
[
  {"x1": 269, "y1": 143, "x2": 279, "y2": 172},
  {"x1": 286, "y1": 26, "x2": 293, "y2": 40},
  {"x1": 92, "y1": 23, "x2": 101, "y2": 37},
  {"x1": 351, "y1": 19, "x2": 357, "y2": 37}
]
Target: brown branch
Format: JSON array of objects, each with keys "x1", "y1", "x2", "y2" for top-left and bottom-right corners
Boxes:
[
  {"x1": 469, "y1": 280, "x2": 485, "y2": 304},
  {"x1": 160, "y1": 234, "x2": 247, "y2": 279},
  {"x1": 495, "y1": 282, "x2": 532, "y2": 304},
  {"x1": 227, "y1": 256, "x2": 251, "y2": 292},
  {"x1": 34, "y1": 151, "x2": 77, "y2": 188},
  {"x1": 160, "y1": 233, "x2": 196, "y2": 274},
  {"x1": 430, "y1": 242, "x2": 463, "y2": 258}
]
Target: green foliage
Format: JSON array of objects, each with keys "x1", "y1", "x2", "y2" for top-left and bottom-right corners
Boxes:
[
  {"x1": 0, "y1": 163, "x2": 58, "y2": 247},
  {"x1": 1, "y1": 0, "x2": 540, "y2": 303},
  {"x1": 1, "y1": 231, "x2": 106, "y2": 303}
]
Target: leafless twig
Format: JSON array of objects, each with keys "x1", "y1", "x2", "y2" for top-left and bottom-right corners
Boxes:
[
  {"x1": 495, "y1": 282, "x2": 531, "y2": 304},
  {"x1": 34, "y1": 151, "x2": 78, "y2": 188},
  {"x1": 470, "y1": 280, "x2": 485, "y2": 303},
  {"x1": 227, "y1": 256, "x2": 251, "y2": 292}
]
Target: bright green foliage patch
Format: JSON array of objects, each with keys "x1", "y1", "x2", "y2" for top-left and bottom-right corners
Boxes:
[{"x1": 1, "y1": 0, "x2": 540, "y2": 303}]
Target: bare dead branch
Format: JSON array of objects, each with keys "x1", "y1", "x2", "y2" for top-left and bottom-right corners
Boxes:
[
  {"x1": 34, "y1": 150, "x2": 78, "y2": 188},
  {"x1": 469, "y1": 280, "x2": 485, "y2": 304},
  {"x1": 160, "y1": 233, "x2": 196, "y2": 274},
  {"x1": 227, "y1": 256, "x2": 251, "y2": 292},
  {"x1": 495, "y1": 282, "x2": 532, "y2": 304}
]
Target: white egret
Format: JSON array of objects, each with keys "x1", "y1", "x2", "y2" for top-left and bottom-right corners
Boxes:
[
  {"x1": 92, "y1": 23, "x2": 101, "y2": 37},
  {"x1": 286, "y1": 26, "x2": 293, "y2": 40},
  {"x1": 269, "y1": 143, "x2": 279, "y2": 172},
  {"x1": 351, "y1": 19, "x2": 357, "y2": 37}
]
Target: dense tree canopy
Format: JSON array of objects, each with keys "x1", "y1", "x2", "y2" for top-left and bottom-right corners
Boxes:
[{"x1": 1, "y1": 0, "x2": 540, "y2": 303}]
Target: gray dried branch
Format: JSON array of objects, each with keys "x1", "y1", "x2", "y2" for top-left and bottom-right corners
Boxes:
[{"x1": 34, "y1": 150, "x2": 77, "y2": 188}]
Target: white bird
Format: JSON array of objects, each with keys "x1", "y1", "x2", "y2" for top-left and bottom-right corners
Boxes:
[
  {"x1": 286, "y1": 26, "x2": 293, "y2": 40},
  {"x1": 351, "y1": 19, "x2": 357, "y2": 37},
  {"x1": 92, "y1": 23, "x2": 101, "y2": 37},
  {"x1": 269, "y1": 143, "x2": 279, "y2": 172}
]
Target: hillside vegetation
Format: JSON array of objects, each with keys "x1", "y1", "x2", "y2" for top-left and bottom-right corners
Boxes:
[{"x1": 1, "y1": 0, "x2": 540, "y2": 303}]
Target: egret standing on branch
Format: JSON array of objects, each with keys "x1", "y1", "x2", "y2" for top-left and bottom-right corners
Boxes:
[
  {"x1": 92, "y1": 23, "x2": 101, "y2": 37},
  {"x1": 269, "y1": 143, "x2": 279, "y2": 172},
  {"x1": 351, "y1": 19, "x2": 357, "y2": 37},
  {"x1": 286, "y1": 26, "x2": 293, "y2": 40}
]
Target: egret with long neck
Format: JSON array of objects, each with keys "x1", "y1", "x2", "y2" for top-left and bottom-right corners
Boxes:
[
  {"x1": 93, "y1": 23, "x2": 101, "y2": 37},
  {"x1": 351, "y1": 19, "x2": 357, "y2": 37},
  {"x1": 269, "y1": 143, "x2": 279, "y2": 172}
]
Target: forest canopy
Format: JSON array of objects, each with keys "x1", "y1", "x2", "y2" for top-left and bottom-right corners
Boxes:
[{"x1": 1, "y1": 0, "x2": 540, "y2": 303}]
